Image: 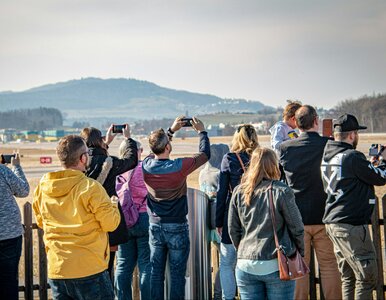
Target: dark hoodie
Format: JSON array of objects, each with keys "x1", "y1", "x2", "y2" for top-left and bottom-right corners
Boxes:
[{"x1": 321, "y1": 140, "x2": 386, "y2": 225}]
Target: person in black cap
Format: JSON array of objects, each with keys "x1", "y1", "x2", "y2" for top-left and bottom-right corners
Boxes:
[{"x1": 321, "y1": 113, "x2": 386, "y2": 300}]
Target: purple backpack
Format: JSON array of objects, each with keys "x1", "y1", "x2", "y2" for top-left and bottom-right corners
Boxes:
[{"x1": 116, "y1": 170, "x2": 139, "y2": 228}]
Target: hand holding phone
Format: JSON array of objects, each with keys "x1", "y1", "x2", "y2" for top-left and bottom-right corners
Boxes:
[
  {"x1": 112, "y1": 125, "x2": 125, "y2": 133},
  {"x1": 1, "y1": 154, "x2": 16, "y2": 164},
  {"x1": 181, "y1": 118, "x2": 193, "y2": 127}
]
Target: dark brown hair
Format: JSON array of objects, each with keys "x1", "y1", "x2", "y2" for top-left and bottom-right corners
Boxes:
[
  {"x1": 148, "y1": 129, "x2": 169, "y2": 155},
  {"x1": 295, "y1": 105, "x2": 318, "y2": 130},
  {"x1": 80, "y1": 127, "x2": 107, "y2": 155}
]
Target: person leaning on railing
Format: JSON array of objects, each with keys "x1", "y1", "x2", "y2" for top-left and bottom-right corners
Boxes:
[{"x1": 0, "y1": 152, "x2": 30, "y2": 300}]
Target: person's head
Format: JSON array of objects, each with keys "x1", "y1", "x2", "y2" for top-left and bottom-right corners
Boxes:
[
  {"x1": 333, "y1": 114, "x2": 367, "y2": 149},
  {"x1": 120, "y1": 139, "x2": 143, "y2": 160},
  {"x1": 283, "y1": 100, "x2": 302, "y2": 129},
  {"x1": 230, "y1": 124, "x2": 259, "y2": 155},
  {"x1": 80, "y1": 127, "x2": 108, "y2": 154},
  {"x1": 207, "y1": 143, "x2": 230, "y2": 169},
  {"x1": 148, "y1": 128, "x2": 171, "y2": 156},
  {"x1": 56, "y1": 135, "x2": 89, "y2": 171},
  {"x1": 295, "y1": 105, "x2": 319, "y2": 131},
  {"x1": 240, "y1": 148, "x2": 281, "y2": 206}
]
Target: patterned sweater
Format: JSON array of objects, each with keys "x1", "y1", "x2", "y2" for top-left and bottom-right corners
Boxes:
[{"x1": 0, "y1": 164, "x2": 30, "y2": 240}]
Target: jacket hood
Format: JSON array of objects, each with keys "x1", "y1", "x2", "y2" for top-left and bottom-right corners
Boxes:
[
  {"x1": 39, "y1": 169, "x2": 86, "y2": 197},
  {"x1": 323, "y1": 140, "x2": 353, "y2": 161}
]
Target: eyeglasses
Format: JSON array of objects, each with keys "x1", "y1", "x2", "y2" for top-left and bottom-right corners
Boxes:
[
  {"x1": 237, "y1": 124, "x2": 254, "y2": 132},
  {"x1": 80, "y1": 149, "x2": 92, "y2": 159}
]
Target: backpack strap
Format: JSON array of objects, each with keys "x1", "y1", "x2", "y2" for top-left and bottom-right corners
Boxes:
[{"x1": 235, "y1": 152, "x2": 246, "y2": 173}]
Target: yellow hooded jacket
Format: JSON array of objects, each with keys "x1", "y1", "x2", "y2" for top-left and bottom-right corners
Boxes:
[{"x1": 33, "y1": 169, "x2": 120, "y2": 279}]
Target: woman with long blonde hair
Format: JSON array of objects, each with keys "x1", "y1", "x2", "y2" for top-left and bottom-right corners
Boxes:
[
  {"x1": 215, "y1": 124, "x2": 259, "y2": 300},
  {"x1": 228, "y1": 148, "x2": 304, "y2": 300}
]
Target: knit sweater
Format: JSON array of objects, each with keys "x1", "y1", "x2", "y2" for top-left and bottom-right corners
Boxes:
[{"x1": 0, "y1": 164, "x2": 30, "y2": 241}]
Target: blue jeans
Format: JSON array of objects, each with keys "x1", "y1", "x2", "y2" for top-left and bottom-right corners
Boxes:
[
  {"x1": 149, "y1": 222, "x2": 190, "y2": 300},
  {"x1": 48, "y1": 270, "x2": 114, "y2": 300},
  {"x1": 220, "y1": 243, "x2": 237, "y2": 300},
  {"x1": 115, "y1": 213, "x2": 151, "y2": 300},
  {"x1": 0, "y1": 235, "x2": 22, "y2": 300},
  {"x1": 236, "y1": 268, "x2": 295, "y2": 300}
]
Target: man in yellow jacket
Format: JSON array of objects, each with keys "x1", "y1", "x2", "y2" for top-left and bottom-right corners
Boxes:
[{"x1": 33, "y1": 135, "x2": 121, "y2": 300}]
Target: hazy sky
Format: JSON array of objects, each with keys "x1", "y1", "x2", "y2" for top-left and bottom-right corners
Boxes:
[{"x1": 1, "y1": 0, "x2": 385, "y2": 108}]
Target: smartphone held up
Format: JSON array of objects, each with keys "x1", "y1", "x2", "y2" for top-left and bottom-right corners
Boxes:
[
  {"x1": 112, "y1": 124, "x2": 126, "y2": 133},
  {"x1": 1, "y1": 154, "x2": 15, "y2": 164}
]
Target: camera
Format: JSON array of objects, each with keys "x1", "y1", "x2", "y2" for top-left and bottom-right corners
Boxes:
[
  {"x1": 369, "y1": 144, "x2": 385, "y2": 168},
  {"x1": 1, "y1": 154, "x2": 15, "y2": 164},
  {"x1": 112, "y1": 125, "x2": 125, "y2": 133},
  {"x1": 369, "y1": 144, "x2": 380, "y2": 157},
  {"x1": 181, "y1": 118, "x2": 193, "y2": 127}
]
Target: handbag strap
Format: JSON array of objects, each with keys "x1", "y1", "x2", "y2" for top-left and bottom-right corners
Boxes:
[
  {"x1": 235, "y1": 152, "x2": 246, "y2": 173},
  {"x1": 268, "y1": 181, "x2": 281, "y2": 252}
]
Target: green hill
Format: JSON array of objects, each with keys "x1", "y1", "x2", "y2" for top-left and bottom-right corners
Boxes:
[{"x1": 0, "y1": 78, "x2": 269, "y2": 125}]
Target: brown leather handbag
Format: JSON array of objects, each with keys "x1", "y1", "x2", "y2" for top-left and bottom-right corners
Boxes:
[{"x1": 268, "y1": 182, "x2": 310, "y2": 281}]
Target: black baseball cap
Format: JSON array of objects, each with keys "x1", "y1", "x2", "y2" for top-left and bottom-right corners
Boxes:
[{"x1": 333, "y1": 114, "x2": 367, "y2": 132}]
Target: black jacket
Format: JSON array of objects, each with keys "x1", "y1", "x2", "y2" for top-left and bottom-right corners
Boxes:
[
  {"x1": 86, "y1": 138, "x2": 138, "y2": 197},
  {"x1": 279, "y1": 132, "x2": 329, "y2": 225},
  {"x1": 228, "y1": 180, "x2": 304, "y2": 260},
  {"x1": 321, "y1": 140, "x2": 386, "y2": 225},
  {"x1": 216, "y1": 152, "x2": 250, "y2": 244},
  {"x1": 85, "y1": 138, "x2": 138, "y2": 245}
]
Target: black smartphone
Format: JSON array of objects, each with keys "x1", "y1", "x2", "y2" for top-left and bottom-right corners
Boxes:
[
  {"x1": 1, "y1": 154, "x2": 15, "y2": 164},
  {"x1": 181, "y1": 118, "x2": 193, "y2": 127},
  {"x1": 369, "y1": 144, "x2": 379, "y2": 156},
  {"x1": 112, "y1": 125, "x2": 125, "y2": 133}
]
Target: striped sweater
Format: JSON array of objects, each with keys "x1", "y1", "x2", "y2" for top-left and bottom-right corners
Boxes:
[{"x1": 142, "y1": 132, "x2": 210, "y2": 223}]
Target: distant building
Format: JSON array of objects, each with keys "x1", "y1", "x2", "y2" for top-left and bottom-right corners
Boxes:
[
  {"x1": 21, "y1": 131, "x2": 39, "y2": 142},
  {"x1": 0, "y1": 129, "x2": 17, "y2": 143}
]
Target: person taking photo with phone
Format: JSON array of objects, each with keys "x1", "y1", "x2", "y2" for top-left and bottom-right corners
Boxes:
[
  {"x1": 80, "y1": 124, "x2": 138, "y2": 280},
  {"x1": 142, "y1": 116, "x2": 210, "y2": 300},
  {"x1": 0, "y1": 152, "x2": 30, "y2": 300}
]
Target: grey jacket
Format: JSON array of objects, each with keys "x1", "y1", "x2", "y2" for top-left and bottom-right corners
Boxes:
[
  {"x1": 0, "y1": 164, "x2": 30, "y2": 240},
  {"x1": 228, "y1": 180, "x2": 304, "y2": 260}
]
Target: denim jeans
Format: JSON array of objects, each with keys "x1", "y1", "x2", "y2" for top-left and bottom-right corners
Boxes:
[
  {"x1": 149, "y1": 222, "x2": 190, "y2": 300},
  {"x1": 236, "y1": 268, "x2": 295, "y2": 300},
  {"x1": 0, "y1": 235, "x2": 22, "y2": 300},
  {"x1": 219, "y1": 243, "x2": 237, "y2": 300},
  {"x1": 48, "y1": 270, "x2": 114, "y2": 300},
  {"x1": 115, "y1": 213, "x2": 151, "y2": 300}
]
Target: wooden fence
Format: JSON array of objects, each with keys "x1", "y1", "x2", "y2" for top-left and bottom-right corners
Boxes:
[{"x1": 19, "y1": 195, "x2": 386, "y2": 300}]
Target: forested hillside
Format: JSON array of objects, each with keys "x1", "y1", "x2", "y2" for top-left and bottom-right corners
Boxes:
[
  {"x1": 0, "y1": 107, "x2": 63, "y2": 130},
  {"x1": 325, "y1": 94, "x2": 386, "y2": 132}
]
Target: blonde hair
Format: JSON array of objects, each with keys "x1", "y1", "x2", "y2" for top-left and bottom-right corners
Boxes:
[
  {"x1": 230, "y1": 124, "x2": 259, "y2": 155},
  {"x1": 239, "y1": 148, "x2": 280, "y2": 206}
]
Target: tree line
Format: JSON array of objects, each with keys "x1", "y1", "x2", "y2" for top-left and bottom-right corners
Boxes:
[
  {"x1": 0, "y1": 107, "x2": 63, "y2": 130},
  {"x1": 324, "y1": 93, "x2": 386, "y2": 133}
]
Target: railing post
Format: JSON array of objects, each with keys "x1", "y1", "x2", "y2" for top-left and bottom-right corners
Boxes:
[
  {"x1": 372, "y1": 195, "x2": 385, "y2": 300},
  {"x1": 38, "y1": 227, "x2": 48, "y2": 300},
  {"x1": 23, "y1": 203, "x2": 34, "y2": 300}
]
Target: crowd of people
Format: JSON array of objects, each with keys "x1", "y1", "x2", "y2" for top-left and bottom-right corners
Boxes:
[{"x1": 0, "y1": 105, "x2": 385, "y2": 300}]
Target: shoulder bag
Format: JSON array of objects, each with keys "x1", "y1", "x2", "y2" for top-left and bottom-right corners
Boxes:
[{"x1": 268, "y1": 181, "x2": 309, "y2": 281}]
